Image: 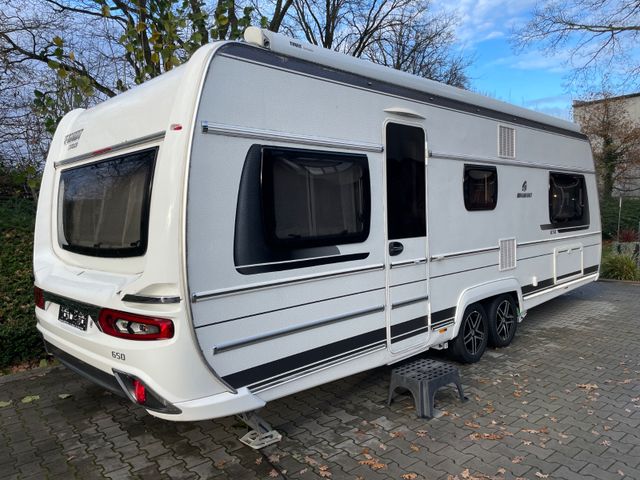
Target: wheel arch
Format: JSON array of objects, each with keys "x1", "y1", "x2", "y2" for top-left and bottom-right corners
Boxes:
[{"x1": 451, "y1": 278, "x2": 523, "y2": 338}]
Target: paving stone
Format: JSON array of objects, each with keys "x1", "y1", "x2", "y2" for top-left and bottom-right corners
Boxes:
[{"x1": 1, "y1": 282, "x2": 639, "y2": 479}]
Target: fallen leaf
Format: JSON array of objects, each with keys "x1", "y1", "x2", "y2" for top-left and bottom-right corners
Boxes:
[
  {"x1": 390, "y1": 431, "x2": 405, "y2": 438},
  {"x1": 513, "y1": 390, "x2": 522, "y2": 398},
  {"x1": 255, "y1": 457, "x2": 262, "y2": 465},
  {"x1": 319, "y1": 465, "x2": 331, "y2": 478},
  {"x1": 469, "y1": 432, "x2": 503, "y2": 441},
  {"x1": 410, "y1": 444, "x2": 419, "y2": 452},
  {"x1": 577, "y1": 383, "x2": 598, "y2": 391},
  {"x1": 600, "y1": 440, "x2": 611, "y2": 446},
  {"x1": 298, "y1": 468, "x2": 308, "y2": 474},
  {"x1": 379, "y1": 443, "x2": 387, "y2": 451},
  {"x1": 535, "y1": 473, "x2": 549, "y2": 479},
  {"x1": 523, "y1": 440, "x2": 532, "y2": 446},
  {"x1": 58, "y1": 394, "x2": 72, "y2": 399},
  {"x1": 304, "y1": 456, "x2": 318, "y2": 466},
  {"x1": 402, "y1": 474, "x2": 418, "y2": 480},
  {"x1": 618, "y1": 470, "x2": 624, "y2": 476},
  {"x1": 416, "y1": 430, "x2": 428, "y2": 438},
  {"x1": 512, "y1": 456, "x2": 524, "y2": 464},
  {"x1": 0, "y1": 400, "x2": 12, "y2": 408},
  {"x1": 214, "y1": 460, "x2": 226, "y2": 468},
  {"x1": 497, "y1": 467, "x2": 506, "y2": 474},
  {"x1": 269, "y1": 469, "x2": 279, "y2": 477},
  {"x1": 268, "y1": 454, "x2": 280, "y2": 463},
  {"x1": 21, "y1": 395, "x2": 40, "y2": 404},
  {"x1": 464, "y1": 420, "x2": 481, "y2": 429}
]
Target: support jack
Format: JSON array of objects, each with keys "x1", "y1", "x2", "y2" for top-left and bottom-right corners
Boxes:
[{"x1": 237, "y1": 411, "x2": 282, "y2": 449}]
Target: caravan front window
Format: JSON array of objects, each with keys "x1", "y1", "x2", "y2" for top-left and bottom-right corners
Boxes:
[{"x1": 58, "y1": 148, "x2": 157, "y2": 257}]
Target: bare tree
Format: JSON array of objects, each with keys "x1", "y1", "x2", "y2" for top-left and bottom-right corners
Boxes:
[
  {"x1": 516, "y1": 0, "x2": 640, "y2": 90},
  {"x1": 574, "y1": 92, "x2": 640, "y2": 197},
  {"x1": 288, "y1": 0, "x2": 469, "y2": 86},
  {"x1": 363, "y1": 3, "x2": 469, "y2": 87}
]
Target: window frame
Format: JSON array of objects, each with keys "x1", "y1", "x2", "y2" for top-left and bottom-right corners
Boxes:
[
  {"x1": 57, "y1": 147, "x2": 157, "y2": 258},
  {"x1": 548, "y1": 172, "x2": 589, "y2": 228},
  {"x1": 463, "y1": 164, "x2": 498, "y2": 211}
]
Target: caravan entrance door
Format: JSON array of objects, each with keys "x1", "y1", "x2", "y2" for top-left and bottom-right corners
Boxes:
[{"x1": 384, "y1": 122, "x2": 430, "y2": 354}]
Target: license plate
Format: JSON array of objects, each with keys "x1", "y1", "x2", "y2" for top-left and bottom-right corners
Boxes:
[{"x1": 58, "y1": 305, "x2": 89, "y2": 331}]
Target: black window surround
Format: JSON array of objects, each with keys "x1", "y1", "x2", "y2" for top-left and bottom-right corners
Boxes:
[
  {"x1": 463, "y1": 164, "x2": 498, "y2": 211},
  {"x1": 233, "y1": 145, "x2": 371, "y2": 275},
  {"x1": 548, "y1": 172, "x2": 589, "y2": 228}
]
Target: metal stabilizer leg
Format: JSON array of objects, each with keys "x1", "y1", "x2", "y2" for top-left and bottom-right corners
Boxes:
[{"x1": 237, "y1": 411, "x2": 282, "y2": 449}]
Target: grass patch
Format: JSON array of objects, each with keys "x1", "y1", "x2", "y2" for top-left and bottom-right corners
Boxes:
[{"x1": 0, "y1": 198, "x2": 44, "y2": 369}]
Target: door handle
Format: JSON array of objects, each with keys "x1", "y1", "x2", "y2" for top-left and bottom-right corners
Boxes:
[{"x1": 389, "y1": 241, "x2": 404, "y2": 256}]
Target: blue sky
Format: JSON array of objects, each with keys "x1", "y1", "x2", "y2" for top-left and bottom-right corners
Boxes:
[{"x1": 437, "y1": 0, "x2": 575, "y2": 120}]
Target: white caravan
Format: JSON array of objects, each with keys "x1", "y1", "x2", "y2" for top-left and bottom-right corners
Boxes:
[{"x1": 34, "y1": 28, "x2": 601, "y2": 421}]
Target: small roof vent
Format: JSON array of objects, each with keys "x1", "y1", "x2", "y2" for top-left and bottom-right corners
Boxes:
[{"x1": 498, "y1": 125, "x2": 516, "y2": 158}]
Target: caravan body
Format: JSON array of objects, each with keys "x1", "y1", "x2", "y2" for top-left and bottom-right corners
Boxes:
[{"x1": 34, "y1": 28, "x2": 601, "y2": 420}]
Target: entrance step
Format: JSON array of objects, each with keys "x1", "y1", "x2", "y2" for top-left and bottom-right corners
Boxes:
[{"x1": 387, "y1": 358, "x2": 467, "y2": 418}]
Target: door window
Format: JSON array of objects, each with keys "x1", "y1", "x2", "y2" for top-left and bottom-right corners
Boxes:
[{"x1": 385, "y1": 123, "x2": 426, "y2": 239}]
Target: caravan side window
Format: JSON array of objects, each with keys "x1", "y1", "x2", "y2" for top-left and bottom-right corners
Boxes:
[
  {"x1": 548, "y1": 172, "x2": 588, "y2": 227},
  {"x1": 464, "y1": 165, "x2": 498, "y2": 211},
  {"x1": 233, "y1": 145, "x2": 371, "y2": 274},
  {"x1": 262, "y1": 147, "x2": 370, "y2": 247}
]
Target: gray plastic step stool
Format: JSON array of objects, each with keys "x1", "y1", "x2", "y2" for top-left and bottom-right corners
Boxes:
[{"x1": 387, "y1": 358, "x2": 467, "y2": 418}]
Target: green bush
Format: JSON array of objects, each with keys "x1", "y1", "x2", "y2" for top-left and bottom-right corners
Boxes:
[
  {"x1": 600, "y1": 254, "x2": 640, "y2": 281},
  {"x1": 0, "y1": 198, "x2": 44, "y2": 369}
]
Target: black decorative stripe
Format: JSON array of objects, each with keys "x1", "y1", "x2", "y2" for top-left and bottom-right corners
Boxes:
[
  {"x1": 521, "y1": 278, "x2": 554, "y2": 295},
  {"x1": 218, "y1": 44, "x2": 588, "y2": 141},
  {"x1": 540, "y1": 223, "x2": 590, "y2": 231},
  {"x1": 222, "y1": 327, "x2": 386, "y2": 388},
  {"x1": 556, "y1": 270, "x2": 582, "y2": 281},
  {"x1": 432, "y1": 319, "x2": 454, "y2": 330},
  {"x1": 522, "y1": 265, "x2": 599, "y2": 296},
  {"x1": 390, "y1": 316, "x2": 427, "y2": 339},
  {"x1": 432, "y1": 306, "x2": 456, "y2": 323},
  {"x1": 391, "y1": 327, "x2": 428, "y2": 344},
  {"x1": 236, "y1": 252, "x2": 369, "y2": 274},
  {"x1": 249, "y1": 342, "x2": 385, "y2": 391}
]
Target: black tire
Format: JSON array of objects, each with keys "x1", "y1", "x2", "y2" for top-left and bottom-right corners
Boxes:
[
  {"x1": 487, "y1": 294, "x2": 518, "y2": 348},
  {"x1": 449, "y1": 303, "x2": 488, "y2": 363}
]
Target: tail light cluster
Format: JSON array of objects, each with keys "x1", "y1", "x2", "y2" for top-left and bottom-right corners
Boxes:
[
  {"x1": 34, "y1": 284, "x2": 173, "y2": 341},
  {"x1": 97, "y1": 309, "x2": 174, "y2": 340},
  {"x1": 34, "y1": 286, "x2": 45, "y2": 310}
]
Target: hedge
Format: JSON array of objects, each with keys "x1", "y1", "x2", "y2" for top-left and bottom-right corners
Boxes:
[
  {"x1": 0, "y1": 198, "x2": 44, "y2": 369},
  {"x1": 600, "y1": 197, "x2": 640, "y2": 239}
]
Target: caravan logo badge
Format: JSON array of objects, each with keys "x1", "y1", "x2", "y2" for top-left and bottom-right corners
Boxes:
[
  {"x1": 517, "y1": 180, "x2": 532, "y2": 198},
  {"x1": 64, "y1": 129, "x2": 83, "y2": 150}
]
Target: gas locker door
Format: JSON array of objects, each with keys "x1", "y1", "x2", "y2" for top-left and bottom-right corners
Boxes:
[{"x1": 384, "y1": 122, "x2": 430, "y2": 354}]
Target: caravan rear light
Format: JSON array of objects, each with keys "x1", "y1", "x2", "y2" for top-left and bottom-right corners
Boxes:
[
  {"x1": 133, "y1": 379, "x2": 147, "y2": 404},
  {"x1": 34, "y1": 286, "x2": 45, "y2": 309},
  {"x1": 112, "y1": 370, "x2": 181, "y2": 414},
  {"x1": 97, "y1": 309, "x2": 174, "y2": 340}
]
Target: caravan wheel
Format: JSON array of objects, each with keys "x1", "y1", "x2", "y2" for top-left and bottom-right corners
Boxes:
[
  {"x1": 487, "y1": 294, "x2": 518, "y2": 348},
  {"x1": 450, "y1": 303, "x2": 488, "y2": 364}
]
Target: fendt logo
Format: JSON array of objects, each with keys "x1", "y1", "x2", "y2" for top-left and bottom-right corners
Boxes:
[{"x1": 517, "y1": 180, "x2": 532, "y2": 198}]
